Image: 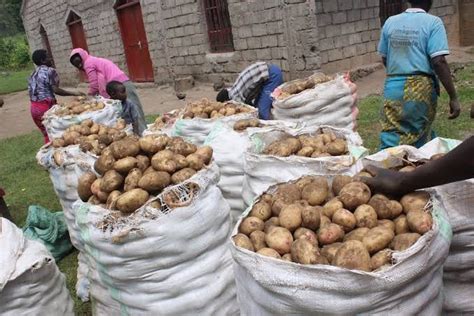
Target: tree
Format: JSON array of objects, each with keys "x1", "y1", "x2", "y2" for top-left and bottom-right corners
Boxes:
[{"x1": 0, "y1": 0, "x2": 25, "y2": 37}]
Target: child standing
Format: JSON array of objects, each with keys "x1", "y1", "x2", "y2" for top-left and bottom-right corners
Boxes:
[
  {"x1": 28, "y1": 49, "x2": 83, "y2": 143},
  {"x1": 106, "y1": 81, "x2": 147, "y2": 136}
]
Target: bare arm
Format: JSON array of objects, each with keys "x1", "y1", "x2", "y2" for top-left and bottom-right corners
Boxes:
[
  {"x1": 431, "y1": 55, "x2": 460, "y2": 119},
  {"x1": 362, "y1": 136, "x2": 474, "y2": 195},
  {"x1": 53, "y1": 86, "x2": 84, "y2": 97}
]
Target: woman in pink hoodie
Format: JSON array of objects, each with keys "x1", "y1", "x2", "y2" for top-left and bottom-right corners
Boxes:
[{"x1": 69, "y1": 48, "x2": 144, "y2": 117}]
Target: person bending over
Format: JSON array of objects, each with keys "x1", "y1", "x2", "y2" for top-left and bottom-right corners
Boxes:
[{"x1": 216, "y1": 62, "x2": 283, "y2": 120}]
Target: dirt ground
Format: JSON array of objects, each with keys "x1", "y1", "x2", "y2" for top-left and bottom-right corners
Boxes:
[{"x1": 0, "y1": 46, "x2": 472, "y2": 140}]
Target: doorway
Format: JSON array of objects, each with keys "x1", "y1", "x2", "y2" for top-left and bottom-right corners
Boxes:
[
  {"x1": 115, "y1": 0, "x2": 154, "y2": 82},
  {"x1": 379, "y1": 0, "x2": 407, "y2": 26},
  {"x1": 40, "y1": 25, "x2": 55, "y2": 67},
  {"x1": 459, "y1": 0, "x2": 474, "y2": 46},
  {"x1": 66, "y1": 11, "x2": 88, "y2": 81}
]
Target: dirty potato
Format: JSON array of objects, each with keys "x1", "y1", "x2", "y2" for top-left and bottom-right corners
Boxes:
[
  {"x1": 338, "y1": 181, "x2": 372, "y2": 211},
  {"x1": 390, "y1": 233, "x2": 421, "y2": 251},
  {"x1": 233, "y1": 233, "x2": 255, "y2": 251},
  {"x1": 343, "y1": 227, "x2": 370, "y2": 242},
  {"x1": 138, "y1": 171, "x2": 171, "y2": 192},
  {"x1": 171, "y1": 168, "x2": 196, "y2": 184},
  {"x1": 100, "y1": 170, "x2": 124, "y2": 193},
  {"x1": 239, "y1": 216, "x2": 265, "y2": 236},
  {"x1": 124, "y1": 168, "x2": 142, "y2": 191},
  {"x1": 250, "y1": 230, "x2": 267, "y2": 251},
  {"x1": 250, "y1": 200, "x2": 272, "y2": 221},
  {"x1": 362, "y1": 226, "x2": 395, "y2": 254},
  {"x1": 77, "y1": 172, "x2": 97, "y2": 202},
  {"x1": 406, "y1": 211, "x2": 433, "y2": 234},
  {"x1": 354, "y1": 204, "x2": 378, "y2": 228},
  {"x1": 116, "y1": 188, "x2": 150, "y2": 213},
  {"x1": 401, "y1": 191, "x2": 430, "y2": 213},
  {"x1": 333, "y1": 240, "x2": 371, "y2": 272},
  {"x1": 370, "y1": 249, "x2": 392, "y2": 270},
  {"x1": 265, "y1": 227, "x2": 294, "y2": 255},
  {"x1": 318, "y1": 223, "x2": 345, "y2": 245}
]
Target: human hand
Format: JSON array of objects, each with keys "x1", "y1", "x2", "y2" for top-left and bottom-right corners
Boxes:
[
  {"x1": 75, "y1": 91, "x2": 86, "y2": 96},
  {"x1": 357, "y1": 165, "x2": 407, "y2": 197},
  {"x1": 448, "y1": 98, "x2": 461, "y2": 119}
]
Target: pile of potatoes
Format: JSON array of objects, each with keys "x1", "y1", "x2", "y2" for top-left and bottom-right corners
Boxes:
[
  {"x1": 54, "y1": 97, "x2": 108, "y2": 116},
  {"x1": 233, "y1": 175, "x2": 433, "y2": 272},
  {"x1": 392, "y1": 153, "x2": 446, "y2": 173},
  {"x1": 277, "y1": 73, "x2": 332, "y2": 100},
  {"x1": 263, "y1": 131, "x2": 349, "y2": 158},
  {"x1": 233, "y1": 118, "x2": 263, "y2": 132},
  {"x1": 182, "y1": 98, "x2": 253, "y2": 119},
  {"x1": 149, "y1": 110, "x2": 182, "y2": 132},
  {"x1": 77, "y1": 134, "x2": 213, "y2": 215},
  {"x1": 50, "y1": 119, "x2": 127, "y2": 156}
]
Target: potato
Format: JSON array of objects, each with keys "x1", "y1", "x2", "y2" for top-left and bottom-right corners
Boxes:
[
  {"x1": 338, "y1": 182, "x2": 371, "y2": 210},
  {"x1": 136, "y1": 155, "x2": 150, "y2": 172},
  {"x1": 63, "y1": 131, "x2": 81, "y2": 146},
  {"x1": 322, "y1": 198, "x2": 343, "y2": 219},
  {"x1": 143, "y1": 166, "x2": 155, "y2": 175},
  {"x1": 370, "y1": 249, "x2": 392, "y2": 270},
  {"x1": 320, "y1": 242, "x2": 342, "y2": 264},
  {"x1": 368, "y1": 194, "x2": 391, "y2": 219},
  {"x1": 295, "y1": 176, "x2": 316, "y2": 191},
  {"x1": 320, "y1": 215, "x2": 331, "y2": 228},
  {"x1": 138, "y1": 171, "x2": 171, "y2": 192},
  {"x1": 100, "y1": 170, "x2": 124, "y2": 193},
  {"x1": 291, "y1": 238, "x2": 320, "y2": 264},
  {"x1": 250, "y1": 230, "x2": 267, "y2": 251},
  {"x1": 279, "y1": 203, "x2": 303, "y2": 232},
  {"x1": 51, "y1": 138, "x2": 65, "y2": 148},
  {"x1": 378, "y1": 219, "x2": 396, "y2": 232},
  {"x1": 153, "y1": 159, "x2": 177, "y2": 174},
  {"x1": 95, "y1": 189, "x2": 110, "y2": 203},
  {"x1": 399, "y1": 165, "x2": 416, "y2": 172},
  {"x1": 98, "y1": 134, "x2": 113, "y2": 146},
  {"x1": 151, "y1": 150, "x2": 175, "y2": 166},
  {"x1": 171, "y1": 168, "x2": 196, "y2": 184},
  {"x1": 430, "y1": 153, "x2": 445, "y2": 161},
  {"x1": 354, "y1": 204, "x2": 378, "y2": 228},
  {"x1": 194, "y1": 146, "x2": 213, "y2": 164},
  {"x1": 77, "y1": 172, "x2": 97, "y2": 202},
  {"x1": 394, "y1": 214, "x2": 410, "y2": 235},
  {"x1": 343, "y1": 227, "x2": 370, "y2": 242},
  {"x1": 250, "y1": 201, "x2": 272, "y2": 221},
  {"x1": 301, "y1": 182, "x2": 328, "y2": 206},
  {"x1": 79, "y1": 125, "x2": 91, "y2": 136},
  {"x1": 113, "y1": 157, "x2": 138, "y2": 174},
  {"x1": 294, "y1": 227, "x2": 318, "y2": 246},
  {"x1": 90, "y1": 123, "x2": 100, "y2": 134},
  {"x1": 296, "y1": 146, "x2": 314, "y2": 157},
  {"x1": 91, "y1": 178, "x2": 101, "y2": 195},
  {"x1": 401, "y1": 191, "x2": 430, "y2": 213},
  {"x1": 233, "y1": 233, "x2": 254, "y2": 251},
  {"x1": 124, "y1": 168, "x2": 142, "y2": 191},
  {"x1": 88, "y1": 195, "x2": 101, "y2": 205},
  {"x1": 264, "y1": 217, "x2": 280, "y2": 233},
  {"x1": 110, "y1": 138, "x2": 140, "y2": 159},
  {"x1": 362, "y1": 226, "x2": 395, "y2": 254},
  {"x1": 389, "y1": 200, "x2": 403, "y2": 218},
  {"x1": 174, "y1": 154, "x2": 189, "y2": 170},
  {"x1": 186, "y1": 154, "x2": 205, "y2": 170},
  {"x1": 116, "y1": 188, "x2": 150, "y2": 213},
  {"x1": 257, "y1": 248, "x2": 281, "y2": 259},
  {"x1": 282, "y1": 253, "x2": 293, "y2": 262},
  {"x1": 333, "y1": 240, "x2": 371, "y2": 272},
  {"x1": 406, "y1": 211, "x2": 433, "y2": 234},
  {"x1": 239, "y1": 216, "x2": 264, "y2": 236},
  {"x1": 234, "y1": 118, "x2": 259, "y2": 131},
  {"x1": 106, "y1": 190, "x2": 121, "y2": 209},
  {"x1": 318, "y1": 223, "x2": 345, "y2": 245},
  {"x1": 390, "y1": 233, "x2": 421, "y2": 251},
  {"x1": 327, "y1": 139, "x2": 347, "y2": 156},
  {"x1": 265, "y1": 227, "x2": 293, "y2": 255},
  {"x1": 356, "y1": 171, "x2": 372, "y2": 178},
  {"x1": 275, "y1": 183, "x2": 301, "y2": 201},
  {"x1": 301, "y1": 205, "x2": 321, "y2": 230},
  {"x1": 332, "y1": 175, "x2": 353, "y2": 195},
  {"x1": 139, "y1": 135, "x2": 169, "y2": 153},
  {"x1": 81, "y1": 119, "x2": 93, "y2": 127},
  {"x1": 168, "y1": 141, "x2": 197, "y2": 156}
]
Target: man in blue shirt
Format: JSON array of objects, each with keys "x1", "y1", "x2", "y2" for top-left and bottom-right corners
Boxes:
[{"x1": 377, "y1": 0, "x2": 460, "y2": 149}]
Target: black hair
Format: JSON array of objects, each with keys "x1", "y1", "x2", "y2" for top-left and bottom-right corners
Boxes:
[
  {"x1": 106, "y1": 80, "x2": 124, "y2": 96},
  {"x1": 408, "y1": 0, "x2": 431, "y2": 5},
  {"x1": 32, "y1": 49, "x2": 48, "y2": 66},
  {"x1": 216, "y1": 88, "x2": 230, "y2": 102},
  {"x1": 69, "y1": 53, "x2": 81, "y2": 64}
]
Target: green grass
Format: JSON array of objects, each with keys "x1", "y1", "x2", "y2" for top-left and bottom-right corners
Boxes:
[{"x1": 0, "y1": 68, "x2": 32, "y2": 95}]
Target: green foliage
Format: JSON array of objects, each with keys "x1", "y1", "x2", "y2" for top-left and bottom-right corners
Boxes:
[
  {"x1": 0, "y1": 68, "x2": 32, "y2": 94},
  {"x1": 0, "y1": 0, "x2": 24, "y2": 36},
  {"x1": 0, "y1": 35, "x2": 31, "y2": 70}
]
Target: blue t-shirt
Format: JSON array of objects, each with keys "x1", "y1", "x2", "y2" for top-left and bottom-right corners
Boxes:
[{"x1": 378, "y1": 8, "x2": 449, "y2": 76}]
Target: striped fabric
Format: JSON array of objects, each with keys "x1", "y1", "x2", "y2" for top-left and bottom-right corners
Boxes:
[{"x1": 228, "y1": 62, "x2": 269, "y2": 105}]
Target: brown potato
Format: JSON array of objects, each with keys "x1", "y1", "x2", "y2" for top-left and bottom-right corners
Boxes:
[
  {"x1": 139, "y1": 135, "x2": 169, "y2": 153},
  {"x1": 171, "y1": 168, "x2": 196, "y2": 184},
  {"x1": 174, "y1": 154, "x2": 189, "y2": 170},
  {"x1": 321, "y1": 242, "x2": 343, "y2": 264},
  {"x1": 394, "y1": 214, "x2": 410, "y2": 235},
  {"x1": 296, "y1": 146, "x2": 314, "y2": 157},
  {"x1": 368, "y1": 194, "x2": 392, "y2": 219},
  {"x1": 301, "y1": 182, "x2": 328, "y2": 206},
  {"x1": 98, "y1": 134, "x2": 113, "y2": 146},
  {"x1": 151, "y1": 149, "x2": 175, "y2": 165},
  {"x1": 343, "y1": 227, "x2": 370, "y2": 242},
  {"x1": 322, "y1": 198, "x2": 343, "y2": 219},
  {"x1": 399, "y1": 165, "x2": 416, "y2": 172},
  {"x1": 338, "y1": 182, "x2": 371, "y2": 210},
  {"x1": 250, "y1": 201, "x2": 272, "y2": 221},
  {"x1": 138, "y1": 171, "x2": 171, "y2": 192},
  {"x1": 143, "y1": 166, "x2": 155, "y2": 175},
  {"x1": 110, "y1": 138, "x2": 140, "y2": 159},
  {"x1": 239, "y1": 216, "x2": 265, "y2": 236},
  {"x1": 370, "y1": 249, "x2": 392, "y2": 270},
  {"x1": 282, "y1": 253, "x2": 293, "y2": 262},
  {"x1": 362, "y1": 226, "x2": 395, "y2": 254},
  {"x1": 250, "y1": 230, "x2": 267, "y2": 251},
  {"x1": 63, "y1": 131, "x2": 81, "y2": 146},
  {"x1": 116, "y1": 188, "x2": 150, "y2": 213},
  {"x1": 275, "y1": 183, "x2": 301, "y2": 201},
  {"x1": 279, "y1": 203, "x2": 303, "y2": 232},
  {"x1": 81, "y1": 119, "x2": 93, "y2": 127},
  {"x1": 153, "y1": 159, "x2": 178, "y2": 173},
  {"x1": 168, "y1": 140, "x2": 197, "y2": 156},
  {"x1": 124, "y1": 168, "x2": 142, "y2": 191},
  {"x1": 113, "y1": 157, "x2": 138, "y2": 174},
  {"x1": 233, "y1": 233, "x2": 255, "y2": 251},
  {"x1": 301, "y1": 205, "x2": 321, "y2": 230},
  {"x1": 318, "y1": 223, "x2": 345, "y2": 245},
  {"x1": 94, "y1": 148, "x2": 115, "y2": 175},
  {"x1": 332, "y1": 209, "x2": 356, "y2": 232},
  {"x1": 51, "y1": 138, "x2": 65, "y2": 148},
  {"x1": 320, "y1": 215, "x2": 331, "y2": 228},
  {"x1": 100, "y1": 170, "x2": 124, "y2": 193},
  {"x1": 401, "y1": 191, "x2": 430, "y2": 213},
  {"x1": 327, "y1": 139, "x2": 347, "y2": 156},
  {"x1": 333, "y1": 240, "x2": 371, "y2": 271},
  {"x1": 290, "y1": 239, "x2": 320, "y2": 264},
  {"x1": 257, "y1": 248, "x2": 281, "y2": 259},
  {"x1": 77, "y1": 172, "x2": 97, "y2": 202},
  {"x1": 390, "y1": 233, "x2": 421, "y2": 251},
  {"x1": 264, "y1": 217, "x2": 280, "y2": 233},
  {"x1": 265, "y1": 227, "x2": 293, "y2": 255},
  {"x1": 332, "y1": 175, "x2": 353, "y2": 195},
  {"x1": 295, "y1": 176, "x2": 316, "y2": 191},
  {"x1": 136, "y1": 155, "x2": 150, "y2": 172},
  {"x1": 186, "y1": 154, "x2": 205, "y2": 170},
  {"x1": 194, "y1": 146, "x2": 213, "y2": 164},
  {"x1": 389, "y1": 200, "x2": 403, "y2": 218},
  {"x1": 91, "y1": 178, "x2": 101, "y2": 196},
  {"x1": 294, "y1": 227, "x2": 318, "y2": 246},
  {"x1": 95, "y1": 189, "x2": 109, "y2": 203},
  {"x1": 106, "y1": 190, "x2": 121, "y2": 209},
  {"x1": 88, "y1": 195, "x2": 101, "y2": 205},
  {"x1": 430, "y1": 153, "x2": 445, "y2": 161},
  {"x1": 406, "y1": 211, "x2": 433, "y2": 234},
  {"x1": 354, "y1": 204, "x2": 378, "y2": 228},
  {"x1": 378, "y1": 219, "x2": 396, "y2": 233}
]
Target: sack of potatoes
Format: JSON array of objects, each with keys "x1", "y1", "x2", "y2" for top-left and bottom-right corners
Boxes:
[
  {"x1": 52, "y1": 96, "x2": 111, "y2": 117},
  {"x1": 231, "y1": 174, "x2": 451, "y2": 314},
  {"x1": 77, "y1": 134, "x2": 213, "y2": 215},
  {"x1": 274, "y1": 73, "x2": 333, "y2": 100},
  {"x1": 145, "y1": 109, "x2": 183, "y2": 135},
  {"x1": 181, "y1": 98, "x2": 255, "y2": 120}
]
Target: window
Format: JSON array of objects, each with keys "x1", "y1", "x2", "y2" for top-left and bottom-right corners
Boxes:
[
  {"x1": 40, "y1": 25, "x2": 55, "y2": 67},
  {"x1": 203, "y1": 0, "x2": 234, "y2": 53},
  {"x1": 379, "y1": 0, "x2": 407, "y2": 26}
]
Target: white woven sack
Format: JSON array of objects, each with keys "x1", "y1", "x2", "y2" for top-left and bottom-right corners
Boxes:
[
  {"x1": 271, "y1": 75, "x2": 358, "y2": 130},
  {"x1": 73, "y1": 163, "x2": 238, "y2": 315},
  {"x1": 172, "y1": 102, "x2": 258, "y2": 145},
  {"x1": 231, "y1": 183, "x2": 452, "y2": 315},
  {"x1": 242, "y1": 125, "x2": 368, "y2": 206},
  {"x1": 0, "y1": 218, "x2": 74, "y2": 315},
  {"x1": 43, "y1": 97, "x2": 122, "y2": 139},
  {"x1": 143, "y1": 109, "x2": 183, "y2": 136}
]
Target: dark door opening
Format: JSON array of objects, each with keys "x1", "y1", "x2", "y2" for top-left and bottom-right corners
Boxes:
[
  {"x1": 380, "y1": 0, "x2": 407, "y2": 26},
  {"x1": 67, "y1": 11, "x2": 88, "y2": 81},
  {"x1": 40, "y1": 25, "x2": 55, "y2": 67},
  {"x1": 459, "y1": 0, "x2": 474, "y2": 46}
]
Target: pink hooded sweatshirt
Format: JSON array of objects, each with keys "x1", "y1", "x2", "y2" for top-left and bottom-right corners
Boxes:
[{"x1": 70, "y1": 48, "x2": 129, "y2": 98}]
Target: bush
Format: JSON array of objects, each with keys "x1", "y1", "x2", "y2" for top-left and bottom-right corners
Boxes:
[{"x1": 0, "y1": 35, "x2": 31, "y2": 70}]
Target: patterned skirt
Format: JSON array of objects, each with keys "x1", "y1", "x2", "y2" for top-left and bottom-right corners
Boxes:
[{"x1": 380, "y1": 75, "x2": 438, "y2": 149}]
